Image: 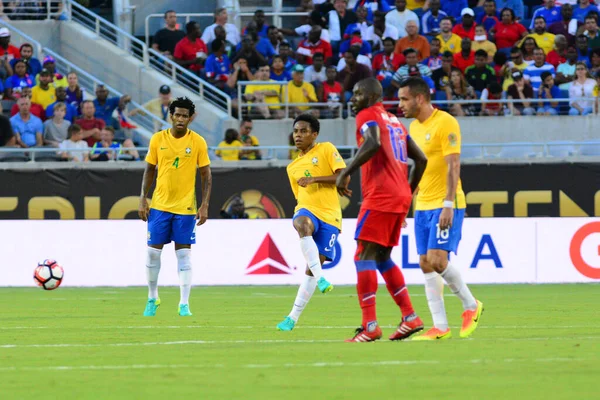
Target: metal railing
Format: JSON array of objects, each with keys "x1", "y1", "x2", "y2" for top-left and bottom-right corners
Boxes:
[
  {"x1": 1, "y1": 141, "x2": 599, "y2": 163},
  {"x1": 144, "y1": 11, "x2": 310, "y2": 48},
  {"x1": 0, "y1": 0, "x2": 68, "y2": 20},
  {"x1": 0, "y1": 20, "x2": 170, "y2": 138},
  {"x1": 65, "y1": 0, "x2": 232, "y2": 115},
  {"x1": 237, "y1": 81, "x2": 344, "y2": 119}
]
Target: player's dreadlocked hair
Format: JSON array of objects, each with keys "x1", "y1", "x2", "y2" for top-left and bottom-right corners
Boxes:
[
  {"x1": 293, "y1": 113, "x2": 320, "y2": 134},
  {"x1": 169, "y1": 96, "x2": 196, "y2": 116}
]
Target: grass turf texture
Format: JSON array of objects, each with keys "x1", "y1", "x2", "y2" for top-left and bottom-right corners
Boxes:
[{"x1": 0, "y1": 285, "x2": 598, "y2": 400}]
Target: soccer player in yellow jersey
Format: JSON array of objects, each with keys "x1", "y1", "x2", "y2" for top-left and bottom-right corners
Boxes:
[
  {"x1": 276, "y1": 114, "x2": 347, "y2": 331},
  {"x1": 138, "y1": 97, "x2": 212, "y2": 317},
  {"x1": 398, "y1": 77, "x2": 484, "y2": 340}
]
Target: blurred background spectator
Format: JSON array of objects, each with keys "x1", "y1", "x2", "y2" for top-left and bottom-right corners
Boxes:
[
  {"x1": 568, "y1": 62, "x2": 596, "y2": 115},
  {"x1": 151, "y1": 10, "x2": 185, "y2": 60}
]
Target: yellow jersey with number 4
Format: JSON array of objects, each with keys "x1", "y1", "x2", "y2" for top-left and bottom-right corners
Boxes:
[
  {"x1": 410, "y1": 109, "x2": 466, "y2": 211},
  {"x1": 286, "y1": 142, "x2": 346, "y2": 230},
  {"x1": 145, "y1": 129, "x2": 210, "y2": 215}
]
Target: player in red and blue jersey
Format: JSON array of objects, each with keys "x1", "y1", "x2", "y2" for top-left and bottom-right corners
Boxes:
[{"x1": 336, "y1": 77, "x2": 429, "y2": 343}]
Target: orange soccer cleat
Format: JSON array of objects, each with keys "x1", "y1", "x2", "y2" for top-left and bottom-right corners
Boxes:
[
  {"x1": 389, "y1": 316, "x2": 424, "y2": 341},
  {"x1": 411, "y1": 327, "x2": 452, "y2": 341},
  {"x1": 460, "y1": 300, "x2": 484, "y2": 338},
  {"x1": 345, "y1": 324, "x2": 383, "y2": 343}
]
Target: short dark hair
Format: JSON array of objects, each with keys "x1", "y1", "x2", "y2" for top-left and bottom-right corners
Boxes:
[
  {"x1": 313, "y1": 52, "x2": 325, "y2": 60},
  {"x1": 272, "y1": 55, "x2": 283, "y2": 63},
  {"x1": 293, "y1": 113, "x2": 320, "y2": 134},
  {"x1": 500, "y1": 7, "x2": 516, "y2": 20},
  {"x1": 255, "y1": 9, "x2": 264, "y2": 15},
  {"x1": 403, "y1": 48, "x2": 417, "y2": 57},
  {"x1": 164, "y1": 10, "x2": 175, "y2": 18},
  {"x1": 241, "y1": 117, "x2": 253, "y2": 126},
  {"x1": 224, "y1": 128, "x2": 239, "y2": 144},
  {"x1": 440, "y1": 17, "x2": 453, "y2": 24},
  {"x1": 169, "y1": 96, "x2": 196, "y2": 116},
  {"x1": 345, "y1": 48, "x2": 359, "y2": 59},
  {"x1": 382, "y1": 37, "x2": 396, "y2": 46},
  {"x1": 540, "y1": 71, "x2": 553, "y2": 82},
  {"x1": 68, "y1": 123, "x2": 82, "y2": 137},
  {"x1": 430, "y1": 37, "x2": 441, "y2": 45},
  {"x1": 186, "y1": 21, "x2": 198, "y2": 34},
  {"x1": 493, "y1": 51, "x2": 508, "y2": 65},
  {"x1": 442, "y1": 50, "x2": 454, "y2": 58},
  {"x1": 534, "y1": 15, "x2": 546, "y2": 22},
  {"x1": 474, "y1": 49, "x2": 488, "y2": 58},
  {"x1": 398, "y1": 77, "x2": 431, "y2": 101},
  {"x1": 585, "y1": 15, "x2": 598, "y2": 23},
  {"x1": 279, "y1": 41, "x2": 290, "y2": 48},
  {"x1": 510, "y1": 46, "x2": 521, "y2": 54},
  {"x1": 267, "y1": 25, "x2": 278, "y2": 33},
  {"x1": 488, "y1": 82, "x2": 502, "y2": 94},
  {"x1": 211, "y1": 38, "x2": 224, "y2": 53}
]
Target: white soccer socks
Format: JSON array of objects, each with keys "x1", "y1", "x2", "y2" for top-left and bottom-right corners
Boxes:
[
  {"x1": 299, "y1": 236, "x2": 322, "y2": 279},
  {"x1": 289, "y1": 274, "x2": 318, "y2": 322},
  {"x1": 423, "y1": 272, "x2": 449, "y2": 330},
  {"x1": 440, "y1": 263, "x2": 477, "y2": 311},
  {"x1": 176, "y1": 248, "x2": 192, "y2": 306},
  {"x1": 146, "y1": 247, "x2": 162, "y2": 299}
]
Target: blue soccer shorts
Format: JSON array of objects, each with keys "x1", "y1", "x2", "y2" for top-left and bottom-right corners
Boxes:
[
  {"x1": 414, "y1": 208, "x2": 465, "y2": 255},
  {"x1": 293, "y1": 208, "x2": 340, "y2": 261},
  {"x1": 147, "y1": 209, "x2": 196, "y2": 245}
]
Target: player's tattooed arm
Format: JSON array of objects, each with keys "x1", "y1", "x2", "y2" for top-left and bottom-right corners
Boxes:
[
  {"x1": 439, "y1": 153, "x2": 460, "y2": 230},
  {"x1": 197, "y1": 165, "x2": 212, "y2": 226},
  {"x1": 407, "y1": 136, "x2": 427, "y2": 193},
  {"x1": 335, "y1": 125, "x2": 381, "y2": 197},
  {"x1": 138, "y1": 162, "x2": 157, "y2": 222},
  {"x1": 297, "y1": 169, "x2": 344, "y2": 187}
]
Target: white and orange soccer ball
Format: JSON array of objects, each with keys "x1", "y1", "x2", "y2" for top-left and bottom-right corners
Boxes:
[{"x1": 34, "y1": 260, "x2": 64, "y2": 290}]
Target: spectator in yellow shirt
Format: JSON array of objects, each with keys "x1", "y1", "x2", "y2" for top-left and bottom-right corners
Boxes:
[
  {"x1": 472, "y1": 25, "x2": 497, "y2": 63},
  {"x1": 286, "y1": 64, "x2": 318, "y2": 117},
  {"x1": 436, "y1": 18, "x2": 462, "y2": 54},
  {"x1": 215, "y1": 128, "x2": 243, "y2": 161},
  {"x1": 520, "y1": 16, "x2": 556, "y2": 55},
  {"x1": 239, "y1": 118, "x2": 261, "y2": 160},
  {"x1": 130, "y1": 85, "x2": 174, "y2": 132},
  {"x1": 31, "y1": 68, "x2": 56, "y2": 110},
  {"x1": 244, "y1": 64, "x2": 283, "y2": 119}
]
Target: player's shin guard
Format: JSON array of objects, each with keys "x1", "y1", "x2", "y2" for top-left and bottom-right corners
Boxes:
[
  {"x1": 300, "y1": 236, "x2": 322, "y2": 279},
  {"x1": 355, "y1": 258, "x2": 378, "y2": 329},
  {"x1": 176, "y1": 248, "x2": 192, "y2": 306},
  {"x1": 440, "y1": 263, "x2": 477, "y2": 311},
  {"x1": 289, "y1": 274, "x2": 317, "y2": 322},
  {"x1": 424, "y1": 272, "x2": 448, "y2": 330},
  {"x1": 377, "y1": 259, "x2": 415, "y2": 319},
  {"x1": 146, "y1": 247, "x2": 162, "y2": 299}
]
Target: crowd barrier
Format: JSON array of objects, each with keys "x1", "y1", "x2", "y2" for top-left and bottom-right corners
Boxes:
[{"x1": 1, "y1": 218, "x2": 598, "y2": 287}]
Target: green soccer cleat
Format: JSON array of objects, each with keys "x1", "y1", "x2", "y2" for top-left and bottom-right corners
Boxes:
[
  {"x1": 317, "y1": 276, "x2": 333, "y2": 293},
  {"x1": 277, "y1": 316, "x2": 296, "y2": 331},
  {"x1": 178, "y1": 304, "x2": 193, "y2": 317},
  {"x1": 143, "y1": 298, "x2": 160, "y2": 317}
]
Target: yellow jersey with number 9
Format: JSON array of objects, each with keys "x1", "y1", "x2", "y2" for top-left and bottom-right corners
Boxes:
[
  {"x1": 286, "y1": 142, "x2": 346, "y2": 230},
  {"x1": 409, "y1": 109, "x2": 466, "y2": 211},
  {"x1": 145, "y1": 129, "x2": 210, "y2": 215}
]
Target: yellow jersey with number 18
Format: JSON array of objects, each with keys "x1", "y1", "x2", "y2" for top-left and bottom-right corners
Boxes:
[
  {"x1": 409, "y1": 109, "x2": 466, "y2": 211},
  {"x1": 286, "y1": 142, "x2": 346, "y2": 230},
  {"x1": 145, "y1": 129, "x2": 210, "y2": 215}
]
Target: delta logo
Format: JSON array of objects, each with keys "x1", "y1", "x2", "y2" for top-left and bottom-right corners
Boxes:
[{"x1": 246, "y1": 234, "x2": 293, "y2": 275}]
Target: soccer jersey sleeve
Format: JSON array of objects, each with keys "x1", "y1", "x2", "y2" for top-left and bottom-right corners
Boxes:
[
  {"x1": 145, "y1": 134, "x2": 159, "y2": 165},
  {"x1": 325, "y1": 142, "x2": 346, "y2": 172},
  {"x1": 196, "y1": 135, "x2": 211, "y2": 167},
  {"x1": 355, "y1": 109, "x2": 378, "y2": 144},
  {"x1": 439, "y1": 114, "x2": 461, "y2": 156}
]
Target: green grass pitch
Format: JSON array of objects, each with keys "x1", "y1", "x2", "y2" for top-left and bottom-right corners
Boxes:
[{"x1": 1, "y1": 285, "x2": 598, "y2": 399}]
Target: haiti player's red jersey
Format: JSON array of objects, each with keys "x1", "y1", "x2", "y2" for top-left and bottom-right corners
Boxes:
[{"x1": 355, "y1": 102, "x2": 413, "y2": 214}]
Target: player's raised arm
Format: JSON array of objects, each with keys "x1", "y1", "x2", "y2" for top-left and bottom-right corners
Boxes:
[{"x1": 407, "y1": 136, "x2": 428, "y2": 194}]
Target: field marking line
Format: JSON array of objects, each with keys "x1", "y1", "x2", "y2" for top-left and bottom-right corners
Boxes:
[
  {"x1": 2, "y1": 336, "x2": 600, "y2": 349},
  {"x1": 0, "y1": 357, "x2": 587, "y2": 372}
]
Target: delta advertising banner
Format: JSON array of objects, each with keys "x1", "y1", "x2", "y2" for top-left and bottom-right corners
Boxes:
[{"x1": 0, "y1": 218, "x2": 598, "y2": 287}]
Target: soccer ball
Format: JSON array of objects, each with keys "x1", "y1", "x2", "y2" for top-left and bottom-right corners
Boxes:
[{"x1": 34, "y1": 260, "x2": 64, "y2": 290}]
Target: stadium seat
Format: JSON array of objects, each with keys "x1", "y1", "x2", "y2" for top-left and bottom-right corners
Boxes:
[
  {"x1": 546, "y1": 141, "x2": 577, "y2": 158},
  {"x1": 461, "y1": 145, "x2": 484, "y2": 159},
  {"x1": 579, "y1": 143, "x2": 600, "y2": 156},
  {"x1": 497, "y1": 143, "x2": 538, "y2": 159}
]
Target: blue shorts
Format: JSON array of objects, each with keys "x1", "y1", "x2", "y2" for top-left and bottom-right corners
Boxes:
[
  {"x1": 414, "y1": 208, "x2": 465, "y2": 256},
  {"x1": 293, "y1": 208, "x2": 340, "y2": 261},
  {"x1": 147, "y1": 209, "x2": 196, "y2": 245}
]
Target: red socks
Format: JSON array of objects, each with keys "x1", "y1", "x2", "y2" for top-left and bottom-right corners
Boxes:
[
  {"x1": 355, "y1": 261, "x2": 378, "y2": 327},
  {"x1": 378, "y1": 259, "x2": 415, "y2": 319}
]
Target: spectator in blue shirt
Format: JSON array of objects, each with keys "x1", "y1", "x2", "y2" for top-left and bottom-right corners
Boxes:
[
  {"x1": 573, "y1": 0, "x2": 599, "y2": 24},
  {"x1": 278, "y1": 42, "x2": 298, "y2": 72},
  {"x1": 4, "y1": 59, "x2": 34, "y2": 99},
  {"x1": 270, "y1": 55, "x2": 292, "y2": 81},
  {"x1": 476, "y1": 0, "x2": 501, "y2": 33},
  {"x1": 495, "y1": 0, "x2": 525, "y2": 21},
  {"x1": 236, "y1": 22, "x2": 276, "y2": 59},
  {"x1": 93, "y1": 85, "x2": 131, "y2": 126},
  {"x1": 536, "y1": 70, "x2": 562, "y2": 115},
  {"x1": 422, "y1": 0, "x2": 448, "y2": 37},
  {"x1": 530, "y1": 0, "x2": 562, "y2": 30},
  {"x1": 46, "y1": 87, "x2": 78, "y2": 122},
  {"x1": 339, "y1": 29, "x2": 373, "y2": 58},
  {"x1": 9, "y1": 43, "x2": 42, "y2": 77},
  {"x1": 10, "y1": 97, "x2": 43, "y2": 148},
  {"x1": 205, "y1": 38, "x2": 232, "y2": 91},
  {"x1": 241, "y1": 10, "x2": 270, "y2": 38},
  {"x1": 441, "y1": 0, "x2": 468, "y2": 20},
  {"x1": 354, "y1": 0, "x2": 392, "y2": 23},
  {"x1": 576, "y1": 35, "x2": 593, "y2": 68}
]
